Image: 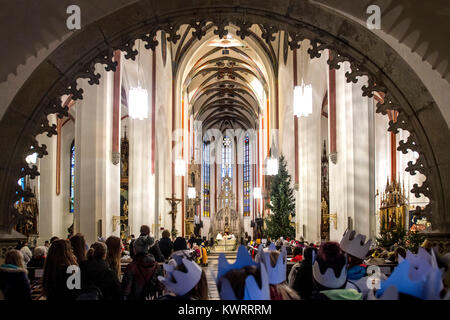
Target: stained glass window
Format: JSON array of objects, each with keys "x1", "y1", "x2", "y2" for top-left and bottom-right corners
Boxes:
[
  {"x1": 221, "y1": 136, "x2": 232, "y2": 181},
  {"x1": 221, "y1": 136, "x2": 232, "y2": 205},
  {"x1": 203, "y1": 141, "x2": 210, "y2": 217},
  {"x1": 243, "y1": 135, "x2": 250, "y2": 216},
  {"x1": 70, "y1": 140, "x2": 75, "y2": 213}
]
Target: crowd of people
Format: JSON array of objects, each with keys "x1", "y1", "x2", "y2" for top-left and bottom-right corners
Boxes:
[{"x1": 0, "y1": 227, "x2": 449, "y2": 300}]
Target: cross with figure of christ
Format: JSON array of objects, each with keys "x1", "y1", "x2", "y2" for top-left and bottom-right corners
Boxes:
[{"x1": 166, "y1": 194, "x2": 182, "y2": 233}]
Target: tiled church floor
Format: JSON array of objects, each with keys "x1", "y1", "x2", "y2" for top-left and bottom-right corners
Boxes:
[{"x1": 204, "y1": 252, "x2": 236, "y2": 300}]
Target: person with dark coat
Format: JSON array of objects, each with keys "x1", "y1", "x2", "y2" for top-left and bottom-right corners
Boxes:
[
  {"x1": 129, "y1": 225, "x2": 164, "y2": 262},
  {"x1": 158, "y1": 230, "x2": 174, "y2": 260},
  {"x1": 150, "y1": 240, "x2": 165, "y2": 263},
  {"x1": 42, "y1": 239, "x2": 80, "y2": 301},
  {"x1": 122, "y1": 235, "x2": 162, "y2": 300},
  {"x1": 27, "y1": 246, "x2": 47, "y2": 281},
  {"x1": 80, "y1": 242, "x2": 121, "y2": 300},
  {"x1": 292, "y1": 246, "x2": 317, "y2": 300},
  {"x1": 173, "y1": 237, "x2": 188, "y2": 252},
  {"x1": 0, "y1": 249, "x2": 32, "y2": 300}
]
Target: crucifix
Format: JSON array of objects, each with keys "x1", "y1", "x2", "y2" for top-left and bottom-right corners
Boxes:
[{"x1": 166, "y1": 193, "x2": 182, "y2": 233}]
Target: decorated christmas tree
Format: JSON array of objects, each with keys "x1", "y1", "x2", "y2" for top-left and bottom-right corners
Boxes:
[{"x1": 265, "y1": 155, "x2": 296, "y2": 239}]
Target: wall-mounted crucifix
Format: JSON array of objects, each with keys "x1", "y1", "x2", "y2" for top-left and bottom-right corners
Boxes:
[{"x1": 166, "y1": 193, "x2": 182, "y2": 233}]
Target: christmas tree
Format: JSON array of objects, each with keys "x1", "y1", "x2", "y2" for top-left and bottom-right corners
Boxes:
[{"x1": 265, "y1": 155, "x2": 296, "y2": 239}]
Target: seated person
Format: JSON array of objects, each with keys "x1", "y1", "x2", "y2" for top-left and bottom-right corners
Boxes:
[{"x1": 216, "y1": 245, "x2": 270, "y2": 300}]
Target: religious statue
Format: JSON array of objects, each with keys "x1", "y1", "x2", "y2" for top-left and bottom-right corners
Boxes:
[{"x1": 166, "y1": 194, "x2": 182, "y2": 233}]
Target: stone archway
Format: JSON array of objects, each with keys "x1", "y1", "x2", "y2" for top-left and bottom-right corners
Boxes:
[{"x1": 0, "y1": 0, "x2": 449, "y2": 238}]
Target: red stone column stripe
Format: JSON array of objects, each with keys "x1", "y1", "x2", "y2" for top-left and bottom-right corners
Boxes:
[
  {"x1": 181, "y1": 98, "x2": 185, "y2": 237},
  {"x1": 329, "y1": 52, "x2": 337, "y2": 155},
  {"x1": 112, "y1": 50, "x2": 121, "y2": 158}
]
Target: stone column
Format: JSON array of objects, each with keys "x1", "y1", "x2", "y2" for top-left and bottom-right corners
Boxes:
[
  {"x1": 74, "y1": 66, "x2": 120, "y2": 245},
  {"x1": 123, "y1": 47, "x2": 155, "y2": 236},
  {"x1": 329, "y1": 63, "x2": 375, "y2": 241},
  {"x1": 297, "y1": 47, "x2": 327, "y2": 243},
  {"x1": 38, "y1": 115, "x2": 59, "y2": 241}
]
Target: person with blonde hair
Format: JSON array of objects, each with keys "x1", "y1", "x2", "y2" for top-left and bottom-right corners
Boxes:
[{"x1": 0, "y1": 249, "x2": 31, "y2": 300}]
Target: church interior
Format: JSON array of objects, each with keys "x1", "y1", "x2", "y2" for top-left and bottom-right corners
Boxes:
[{"x1": 0, "y1": 0, "x2": 449, "y2": 303}]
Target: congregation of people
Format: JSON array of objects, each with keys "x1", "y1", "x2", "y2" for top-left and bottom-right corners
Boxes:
[{"x1": 1, "y1": 226, "x2": 449, "y2": 301}]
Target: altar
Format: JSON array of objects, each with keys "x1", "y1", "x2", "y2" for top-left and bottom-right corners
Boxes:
[{"x1": 209, "y1": 176, "x2": 243, "y2": 243}]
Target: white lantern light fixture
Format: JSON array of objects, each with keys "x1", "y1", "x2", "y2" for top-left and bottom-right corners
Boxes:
[
  {"x1": 175, "y1": 159, "x2": 186, "y2": 176},
  {"x1": 188, "y1": 187, "x2": 196, "y2": 199},
  {"x1": 129, "y1": 86, "x2": 149, "y2": 120},
  {"x1": 266, "y1": 157, "x2": 279, "y2": 176},
  {"x1": 293, "y1": 80, "x2": 313, "y2": 117},
  {"x1": 254, "y1": 187, "x2": 262, "y2": 199}
]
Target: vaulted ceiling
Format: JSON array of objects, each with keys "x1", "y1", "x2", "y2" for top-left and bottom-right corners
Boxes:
[
  {"x1": 1, "y1": 0, "x2": 448, "y2": 85},
  {"x1": 171, "y1": 24, "x2": 279, "y2": 132}
]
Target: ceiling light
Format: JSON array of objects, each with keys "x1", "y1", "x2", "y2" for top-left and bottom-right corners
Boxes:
[
  {"x1": 188, "y1": 187, "x2": 196, "y2": 199},
  {"x1": 175, "y1": 159, "x2": 186, "y2": 176},
  {"x1": 254, "y1": 187, "x2": 262, "y2": 199},
  {"x1": 129, "y1": 86, "x2": 149, "y2": 120},
  {"x1": 293, "y1": 81, "x2": 312, "y2": 117},
  {"x1": 266, "y1": 157, "x2": 279, "y2": 176}
]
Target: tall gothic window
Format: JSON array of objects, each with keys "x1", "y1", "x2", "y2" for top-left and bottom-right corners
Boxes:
[
  {"x1": 70, "y1": 140, "x2": 75, "y2": 213},
  {"x1": 243, "y1": 135, "x2": 250, "y2": 216},
  {"x1": 203, "y1": 141, "x2": 210, "y2": 217},
  {"x1": 221, "y1": 136, "x2": 232, "y2": 181},
  {"x1": 221, "y1": 136, "x2": 232, "y2": 205}
]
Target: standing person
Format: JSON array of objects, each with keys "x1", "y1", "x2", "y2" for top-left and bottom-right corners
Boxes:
[
  {"x1": 130, "y1": 225, "x2": 164, "y2": 262},
  {"x1": 42, "y1": 239, "x2": 80, "y2": 300},
  {"x1": 0, "y1": 249, "x2": 32, "y2": 300},
  {"x1": 121, "y1": 235, "x2": 161, "y2": 300},
  {"x1": 17, "y1": 241, "x2": 32, "y2": 264},
  {"x1": 80, "y1": 242, "x2": 121, "y2": 300},
  {"x1": 70, "y1": 233, "x2": 87, "y2": 265},
  {"x1": 105, "y1": 236, "x2": 122, "y2": 281},
  {"x1": 150, "y1": 239, "x2": 165, "y2": 263},
  {"x1": 49, "y1": 236, "x2": 59, "y2": 244},
  {"x1": 339, "y1": 230, "x2": 373, "y2": 298},
  {"x1": 291, "y1": 246, "x2": 318, "y2": 299},
  {"x1": 287, "y1": 246, "x2": 303, "y2": 287},
  {"x1": 201, "y1": 243, "x2": 208, "y2": 267},
  {"x1": 159, "y1": 229, "x2": 174, "y2": 260}
]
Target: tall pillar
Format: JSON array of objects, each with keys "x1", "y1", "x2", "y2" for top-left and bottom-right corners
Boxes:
[
  {"x1": 38, "y1": 115, "x2": 59, "y2": 241},
  {"x1": 74, "y1": 66, "x2": 120, "y2": 245},
  {"x1": 124, "y1": 47, "x2": 155, "y2": 236},
  {"x1": 329, "y1": 63, "x2": 375, "y2": 241},
  {"x1": 297, "y1": 45, "x2": 327, "y2": 243}
]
